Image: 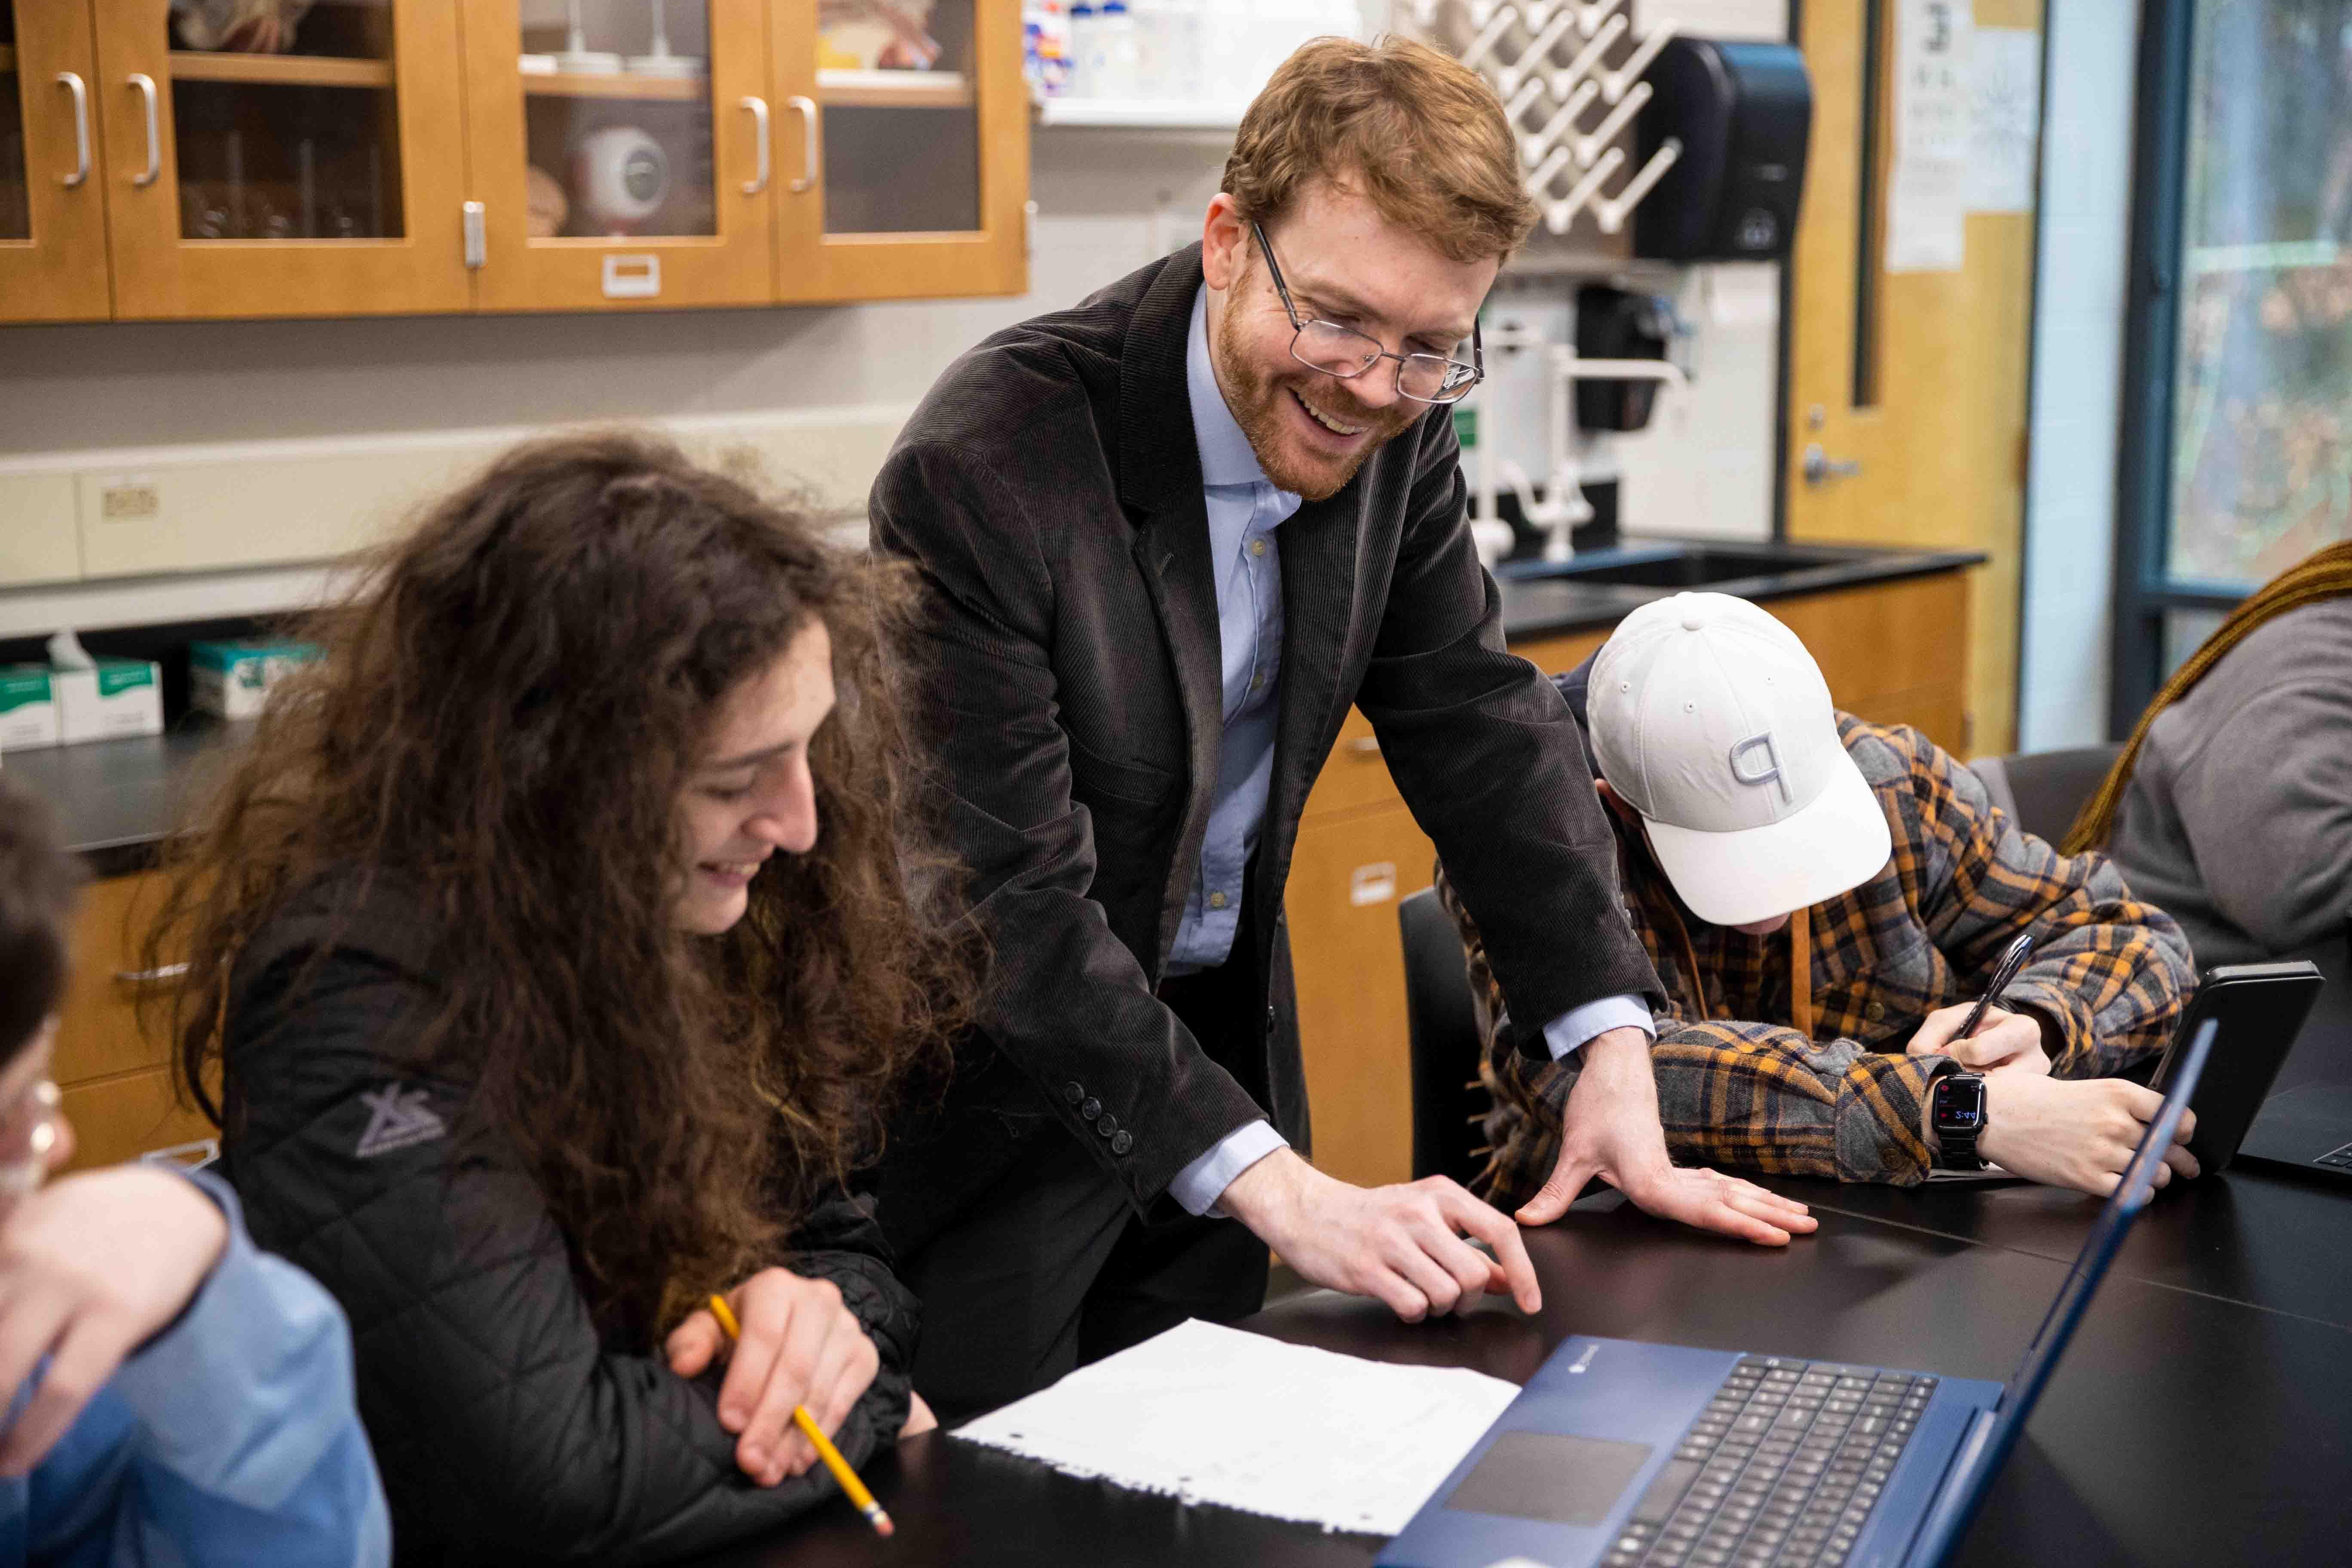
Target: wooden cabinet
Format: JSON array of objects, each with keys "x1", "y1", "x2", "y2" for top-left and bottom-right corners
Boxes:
[
  {"x1": 91, "y1": 0, "x2": 473, "y2": 319},
  {"x1": 0, "y1": 2, "x2": 114, "y2": 321},
  {"x1": 1287, "y1": 571, "x2": 1972, "y2": 1191},
  {"x1": 0, "y1": 0, "x2": 1027, "y2": 322},
  {"x1": 463, "y1": 0, "x2": 778, "y2": 310},
  {"x1": 54, "y1": 870, "x2": 214, "y2": 1172},
  {"x1": 772, "y1": 0, "x2": 1027, "y2": 303}
]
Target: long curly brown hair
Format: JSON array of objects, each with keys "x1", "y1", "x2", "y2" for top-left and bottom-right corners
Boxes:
[{"x1": 154, "y1": 431, "x2": 976, "y2": 1335}]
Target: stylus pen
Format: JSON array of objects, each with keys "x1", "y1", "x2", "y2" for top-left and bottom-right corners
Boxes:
[
  {"x1": 707, "y1": 1293, "x2": 896, "y2": 1537},
  {"x1": 1956, "y1": 931, "x2": 2036, "y2": 1041}
]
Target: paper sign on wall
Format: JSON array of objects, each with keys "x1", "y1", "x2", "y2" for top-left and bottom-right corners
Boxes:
[
  {"x1": 1968, "y1": 28, "x2": 2042, "y2": 214},
  {"x1": 1886, "y1": 0, "x2": 1973, "y2": 273}
]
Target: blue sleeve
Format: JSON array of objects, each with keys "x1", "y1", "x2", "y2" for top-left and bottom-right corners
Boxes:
[{"x1": 28, "y1": 1168, "x2": 390, "y2": 1568}]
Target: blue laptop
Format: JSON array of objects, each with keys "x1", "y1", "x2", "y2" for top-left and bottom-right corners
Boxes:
[{"x1": 1380, "y1": 1017, "x2": 2218, "y2": 1568}]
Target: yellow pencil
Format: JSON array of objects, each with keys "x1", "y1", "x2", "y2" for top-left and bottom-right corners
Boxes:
[{"x1": 706, "y1": 1294, "x2": 896, "y2": 1538}]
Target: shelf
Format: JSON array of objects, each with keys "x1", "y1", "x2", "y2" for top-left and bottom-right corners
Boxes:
[
  {"x1": 816, "y1": 69, "x2": 972, "y2": 109},
  {"x1": 1034, "y1": 97, "x2": 1246, "y2": 130},
  {"x1": 521, "y1": 70, "x2": 704, "y2": 103},
  {"x1": 169, "y1": 51, "x2": 394, "y2": 89}
]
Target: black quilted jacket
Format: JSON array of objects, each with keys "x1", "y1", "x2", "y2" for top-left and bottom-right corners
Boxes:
[{"x1": 215, "y1": 877, "x2": 919, "y2": 1565}]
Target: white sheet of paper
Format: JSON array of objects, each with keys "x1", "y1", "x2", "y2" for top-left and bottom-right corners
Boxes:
[
  {"x1": 952, "y1": 1317, "x2": 1523, "y2": 1536},
  {"x1": 1886, "y1": 0, "x2": 1973, "y2": 273},
  {"x1": 1967, "y1": 28, "x2": 2042, "y2": 214}
]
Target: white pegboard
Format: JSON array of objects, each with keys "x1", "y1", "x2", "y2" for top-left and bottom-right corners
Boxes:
[{"x1": 1409, "y1": 0, "x2": 1682, "y2": 239}]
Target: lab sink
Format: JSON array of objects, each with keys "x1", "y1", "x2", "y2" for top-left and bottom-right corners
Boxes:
[{"x1": 1499, "y1": 541, "x2": 1882, "y2": 593}]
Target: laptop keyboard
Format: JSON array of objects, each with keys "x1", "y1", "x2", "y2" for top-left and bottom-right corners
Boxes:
[
  {"x1": 1600, "y1": 1355, "x2": 1935, "y2": 1568},
  {"x1": 2315, "y1": 1142, "x2": 2352, "y2": 1170}
]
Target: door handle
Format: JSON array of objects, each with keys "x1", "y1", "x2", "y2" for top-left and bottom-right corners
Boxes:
[
  {"x1": 786, "y1": 96, "x2": 818, "y2": 194},
  {"x1": 126, "y1": 72, "x2": 162, "y2": 188},
  {"x1": 738, "y1": 95, "x2": 770, "y2": 194},
  {"x1": 1802, "y1": 444, "x2": 1862, "y2": 485},
  {"x1": 56, "y1": 73, "x2": 91, "y2": 188}
]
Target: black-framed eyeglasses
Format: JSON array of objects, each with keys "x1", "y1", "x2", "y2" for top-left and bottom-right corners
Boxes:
[{"x1": 1251, "y1": 221, "x2": 1484, "y2": 407}]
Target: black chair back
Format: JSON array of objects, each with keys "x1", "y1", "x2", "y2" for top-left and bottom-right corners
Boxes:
[
  {"x1": 1969, "y1": 743, "x2": 2123, "y2": 844},
  {"x1": 1398, "y1": 887, "x2": 1488, "y2": 1185}
]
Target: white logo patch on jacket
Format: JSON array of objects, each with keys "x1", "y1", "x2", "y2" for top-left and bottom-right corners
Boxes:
[{"x1": 355, "y1": 1083, "x2": 447, "y2": 1158}]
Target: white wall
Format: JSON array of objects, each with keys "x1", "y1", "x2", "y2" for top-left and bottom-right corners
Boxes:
[
  {"x1": 2017, "y1": 0, "x2": 2139, "y2": 749},
  {"x1": 0, "y1": 0, "x2": 1798, "y2": 624}
]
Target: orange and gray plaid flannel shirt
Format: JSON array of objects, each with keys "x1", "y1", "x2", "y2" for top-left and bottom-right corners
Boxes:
[{"x1": 1439, "y1": 715, "x2": 2195, "y2": 1200}]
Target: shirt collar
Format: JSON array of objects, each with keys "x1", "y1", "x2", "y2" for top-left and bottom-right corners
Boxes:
[{"x1": 1187, "y1": 286, "x2": 1294, "y2": 498}]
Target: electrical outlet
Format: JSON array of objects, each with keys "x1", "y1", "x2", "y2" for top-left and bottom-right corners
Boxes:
[{"x1": 98, "y1": 478, "x2": 160, "y2": 523}]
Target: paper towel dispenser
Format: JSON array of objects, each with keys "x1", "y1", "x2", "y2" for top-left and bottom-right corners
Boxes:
[{"x1": 1634, "y1": 38, "x2": 1812, "y2": 262}]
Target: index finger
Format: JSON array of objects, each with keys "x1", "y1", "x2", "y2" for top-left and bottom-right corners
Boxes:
[
  {"x1": 0, "y1": 1308, "x2": 138, "y2": 1476},
  {"x1": 1436, "y1": 1187, "x2": 1542, "y2": 1314}
]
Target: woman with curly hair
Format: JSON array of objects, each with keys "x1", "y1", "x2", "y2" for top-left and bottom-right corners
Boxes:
[{"x1": 150, "y1": 432, "x2": 976, "y2": 1565}]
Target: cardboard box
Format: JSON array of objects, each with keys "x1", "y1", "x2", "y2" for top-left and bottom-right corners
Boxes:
[
  {"x1": 0, "y1": 665, "x2": 61, "y2": 753},
  {"x1": 191, "y1": 639, "x2": 321, "y2": 721},
  {"x1": 53, "y1": 658, "x2": 164, "y2": 744}
]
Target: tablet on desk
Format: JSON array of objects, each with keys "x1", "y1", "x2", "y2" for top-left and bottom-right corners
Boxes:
[{"x1": 2148, "y1": 960, "x2": 2325, "y2": 1173}]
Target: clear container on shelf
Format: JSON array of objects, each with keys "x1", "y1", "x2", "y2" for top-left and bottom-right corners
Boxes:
[
  {"x1": 1065, "y1": 0, "x2": 1095, "y2": 96},
  {"x1": 1094, "y1": 0, "x2": 1138, "y2": 98}
]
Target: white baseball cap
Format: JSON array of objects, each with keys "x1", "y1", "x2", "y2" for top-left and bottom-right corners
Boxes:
[{"x1": 1588, "y1": 592, "x2": 1892, "y2": 927}]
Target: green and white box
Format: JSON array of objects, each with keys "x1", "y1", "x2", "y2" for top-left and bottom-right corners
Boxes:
[
  {"x1": 0, "y1": 665, "x2": 61, "y2": 752},
  {"x1": 53, "y1": 658, "x2": 163, "y2": 744},
  {"x1": 191, "y1": 639, "x2": 321, "y2": 721}
]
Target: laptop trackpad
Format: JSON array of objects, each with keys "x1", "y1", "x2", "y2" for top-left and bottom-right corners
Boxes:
[{"x1": 1443, "y1": 1430, "x2": 1653, "y2": 1525}]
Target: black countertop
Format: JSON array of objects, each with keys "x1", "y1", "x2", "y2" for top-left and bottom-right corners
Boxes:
[
  {"x1": 1491, "y1": 537, "x2": 1985, "y2": 643},
  {"x1": 11, "y1": 539, "x2": 1982, "y2": 873}
]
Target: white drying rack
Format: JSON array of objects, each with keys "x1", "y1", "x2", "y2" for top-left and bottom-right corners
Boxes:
[{"x1": 1412, "y1": 0, "x2": 1683, "y2": 237}]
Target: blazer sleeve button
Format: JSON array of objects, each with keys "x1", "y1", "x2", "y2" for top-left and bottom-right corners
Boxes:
[
  {"x1": 1081, "y1": 1097, "x2": 1102, "y2": 1120},
  {"x1": 1111, "y1": 1131, "x2": 1133, "y2": 1155},
  {"x1": 1096, "y1": 1113, "x2": 1119, "y2": 1137},
  {"x1": 1064, "y1": 1082, "x2": 1086, "y2": 1104}
]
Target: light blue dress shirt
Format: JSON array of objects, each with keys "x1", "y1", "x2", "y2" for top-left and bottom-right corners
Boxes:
[
  {"x1": 1162, "y1": 288, "x2": 1652, "y2": 1218},
  {"x1": 3, "y1": 1168, "x2": 391, "y2": 1568}
]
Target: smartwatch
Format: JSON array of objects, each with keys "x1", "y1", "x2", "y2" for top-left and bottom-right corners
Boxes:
[{"x1": 1929, "y1": 1070, "x2": 1989, "y2": 1171}]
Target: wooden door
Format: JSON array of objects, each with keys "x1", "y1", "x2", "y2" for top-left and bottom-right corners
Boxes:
[
  {"x1": 1784, "y1": 0, "x2": 2041, "y2": 755},
  {"x1": 89, "y1": 0, "x2": 470, "y2": 318},
  {"x1": 0, "y1": 2, "x2": 113, "y2": 321},
  {"x1": 463, "y1": 0, "x2": 775, "y2": 311},
  {"x1": 770, "y1": 0, "x2": 1026, "y2": 303}
]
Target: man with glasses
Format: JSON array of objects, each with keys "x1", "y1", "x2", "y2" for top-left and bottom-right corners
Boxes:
[
  {"x1": 871, "y1": 36, "x2": 1813, "y2": 1416},
  {"x1": 0, "y1": 773, "x2": 389, "y2": 1565}
]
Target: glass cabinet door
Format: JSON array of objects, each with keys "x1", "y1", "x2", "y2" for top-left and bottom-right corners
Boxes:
[
  {"x1": 90, "y1": 0, "x2": 470, "y2": 318},
  {"x1": 775, "y1": 0, "x2": 1026, "y2": 302},
  {"x1": 0, "y1": 0, "x2": 112, "y2": 321},
  {"x1": 465, "y1": 0, "x2": 774, "y2": 310}
]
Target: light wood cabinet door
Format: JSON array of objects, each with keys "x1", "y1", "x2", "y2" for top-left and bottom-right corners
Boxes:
[
  {"x1": 0, "y1": 2, "x2": 113, "y2": 321},
  {"x1": 771, "y1": 0, "x2": 1025, "y2": 303},
  {"x1": 89, "y1": 0, "x2": 471, "y2": 318},
  {"x1": 1286, "y1": 801, "x2": 1437, "y2": 1191},
  {"x1": 464, "y1": 0, "x2": 776, "y2": 310}
]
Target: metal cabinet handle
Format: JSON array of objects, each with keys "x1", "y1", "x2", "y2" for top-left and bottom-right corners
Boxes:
[
  {"x1": 1346, "y1": 735, "x2": 1382, "y2": 756},
  {"x1": 738, "y1": 95, "x2": 770, "y2": 195},
  {"x1": 126, "y1": 72, "x2": 161, "y2": 188},
  {"x1": 1801, "y1": 443, "x2": 1862, "y2": 486},
  {"x1": 113, "y1": 961, "x2": 190, "y2": 985},
  {"x1": 55, "y1": 73, "x2": 91, "y2": 188},
  {"x1": 786, "y1": 95, "x2": 818, "y2": 194}
]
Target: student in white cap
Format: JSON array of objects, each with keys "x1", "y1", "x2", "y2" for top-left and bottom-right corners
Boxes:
[{"x1": 1441, "y1": 591, "x2": 2200, "y2": 1205}]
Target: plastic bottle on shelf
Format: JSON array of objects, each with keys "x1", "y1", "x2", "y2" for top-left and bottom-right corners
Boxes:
[
  {"x1": 1158, "y1": 0, "x2": 1202, "y2": 99},
  {"x1": 1096, "y1": 1, "x2": 1140, "y2": 98},
  {"x1": 1128, "y1": 0, "x2": 1167, "y2": 97},
  {"x1": 1067, "y1": 0, "x2": 1098, "y2": 98}
]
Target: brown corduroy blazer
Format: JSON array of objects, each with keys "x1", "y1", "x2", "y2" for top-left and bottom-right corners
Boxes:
[{"x1": 870, "y1": 244, "x2": 1660, "y2": 1211}]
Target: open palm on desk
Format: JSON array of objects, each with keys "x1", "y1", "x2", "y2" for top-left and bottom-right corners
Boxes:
[{"x1": 1516, "y1": 1026, "x2": 1819, "y2": 1246}]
